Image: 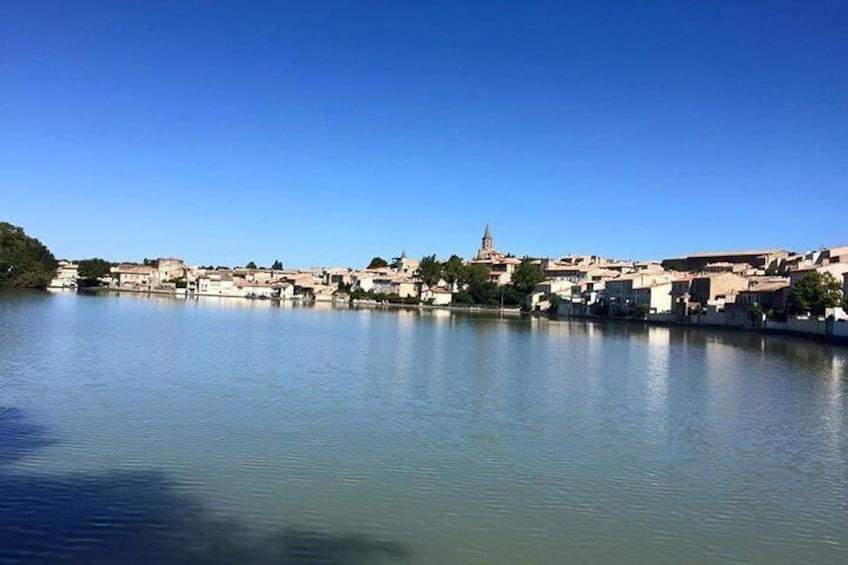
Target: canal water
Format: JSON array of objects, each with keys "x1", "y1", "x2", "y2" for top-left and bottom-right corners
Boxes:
[{"x1": 1, "y1": 292, "x2": 847, "y2": 564}]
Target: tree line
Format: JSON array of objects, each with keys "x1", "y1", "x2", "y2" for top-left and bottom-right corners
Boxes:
[{"x1": 367, "y1": 253, "x2": 544, "y2": 307}]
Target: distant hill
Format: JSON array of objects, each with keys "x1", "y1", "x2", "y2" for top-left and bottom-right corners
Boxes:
[{"x1": 0, "y1": 222, "x2": 57, "y2": 289}]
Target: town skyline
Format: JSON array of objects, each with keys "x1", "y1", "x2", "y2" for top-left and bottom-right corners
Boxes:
[
  {"x1": 3, "y1": 2, "x2": 846, "y2": 266},
  {"x1": 32, "y1": 222, "x2": 848, "y2": 272}
]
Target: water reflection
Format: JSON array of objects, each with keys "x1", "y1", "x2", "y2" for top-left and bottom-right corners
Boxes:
[{"x1": 3, "y1": 294, "x2": 848, "y2": 564}]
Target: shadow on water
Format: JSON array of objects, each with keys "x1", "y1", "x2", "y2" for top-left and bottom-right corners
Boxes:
[{"x1": 0, "y1": 408, "x2": 410, "y2": 565}]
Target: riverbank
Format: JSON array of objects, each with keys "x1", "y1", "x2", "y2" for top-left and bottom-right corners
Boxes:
[
  {"x1": 73, "y1": 286, "x2": 848, "y2": 345},
  {"x1": 556, "y1": 311, "x2": 848, "y2": 346},
  {"x1": 77, "y1": 286, "x2": 525, "y2": 316}
]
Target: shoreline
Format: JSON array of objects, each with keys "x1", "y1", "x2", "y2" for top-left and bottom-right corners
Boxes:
[
  {"x1": 67, "y1": 286, "x2": 848, "y2": 346},
  {"x1": 76, "y1": 286, "x2": 526, "y2": 316},
  {"x1": 554, "y1": 312, "x2": 848, "y2": 346}
]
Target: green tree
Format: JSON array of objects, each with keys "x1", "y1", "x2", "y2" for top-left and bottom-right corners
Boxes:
[
  {"x1": 367, "y1": 257, "x2": 389, "y2": 269},
  {"x1": 246, "y1": 261, "x2": 258, "y2": 269},
  {"x1": 788, "y1": 271, "x2": 843, "y2": 315},
  {"x1": 463, "y1": 263, "x2": 491, "y2": 288},
  {"x1": 77, "y1": 258, "x2": 112, "y2": 279},
  {"x1": 441, "y1": 255, "x2": 465, "y2": 287},
  {"x1": 77, "y1": 258, "x2": 113, "y2": 287},
  {"x1": 0, "y1": 222, "x2": 57, "y2": 289},
  {"x1": 511, "y1": 258, "x2": 544, "y2": 295},
  {"x1": 271, "y1": 259, "x2": 283, "y2": 270},
  {"x1": 417, "y1": 254, "x2": 442, "y2": 287}
]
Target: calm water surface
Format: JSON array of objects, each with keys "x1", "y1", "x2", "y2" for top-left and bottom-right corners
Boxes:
[{"x1": 1, "y1": 292, "x2": 847, "y2": 564}]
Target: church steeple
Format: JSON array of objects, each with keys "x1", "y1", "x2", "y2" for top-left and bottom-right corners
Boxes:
[{"x1": 481, "y1": 223, "x2": 493, "y2": 251}]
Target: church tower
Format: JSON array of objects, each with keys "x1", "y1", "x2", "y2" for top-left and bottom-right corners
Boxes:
[
  {"x1": 476, "y1": 223, "x2": 497, "y2": 260},
  {"x1": 481, "y1": 223, "x2": 493, "y2": 252}
]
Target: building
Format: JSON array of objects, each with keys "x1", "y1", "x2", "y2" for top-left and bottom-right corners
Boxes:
[
  {"x1": 633, "y1": 281, "x2": 674, "y2": 314},
  {"x1": 393, "y1": 250, "x2": 419, "y2": 275},
  {"x1": 662, "y1": 249, "x2": 789, "y2": 272},
  {"x1": 157, "y1": 257, "x2": 185, "y2": 282},
  {"x1": 372, "y1": 274, "x2": 417, "y2": 298},
  {"x1": 113, "y1": 264, "x2": 158, "y2": 290},
  {"x1": 736, "y1": 278, "x2": 791, "y2": 312},
  {"x1": 197, "y1": 272, "x2": 242, "y2": 297},
  {"x1": 689, "y1": 272, "x2": 749, "y2": 306},
  {"x1": 421, "y1": 286, "x2": 453, "y2": 306},
  {"x1": 48, "y1": 261, "x2": 79, "y2": 289},
  {"x1": 788, "y1": 263, "x2": 848, "y2": 287},
  {"x1": 474, "y1": 223, "x2": 510, "y2": 261},
  {"x1": 604, "y1": 272, "x2": 674, "y2": 314},
  {"x1": 844, "y1": 273, "x2": 848, "y2": 300}
]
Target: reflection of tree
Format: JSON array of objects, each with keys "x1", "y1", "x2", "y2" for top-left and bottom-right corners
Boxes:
[{"x1": 0, "y1": 408, "x2": 409, "y2": 564}]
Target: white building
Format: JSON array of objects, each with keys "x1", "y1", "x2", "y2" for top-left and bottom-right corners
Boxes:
[
  {"x1": 421, "y1": 286, "x2": 453, "y2": 306},
  {"x1": 48, "y1": 261, "x2": 79, "y2": 289},
  {"x1": 197, "y1": 272, "x2": 244, "y2": 297}
]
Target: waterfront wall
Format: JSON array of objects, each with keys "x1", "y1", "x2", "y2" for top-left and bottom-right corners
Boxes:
[{"x1": 560, "y1": 304, "x2": 848, "y2": 343}]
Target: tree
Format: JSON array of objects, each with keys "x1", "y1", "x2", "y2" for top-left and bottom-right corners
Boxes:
[
  {"x1": 271, "y1": 259, "x2": 283, "y2": 270},
  {"x1": 77, "y1": 258, "x2": 112, "y2": 279},
  {"x1": 463, "y1": 263, "x2": 491, "y2": 288},
  {"x1": 246, "y1": 261, "x2": 258, "y2": 269},
  {"x1": 417, "y1": 254, "x2": 442, "y2": 287},
  {"x1": 511, "y1": 258, "x2": 544, "y2": 295},
  {"x1": 787, "y1": 271, "x2": 843, "y2": 315},
  {"x1": 367, "y1": 257, "x2": 388, "y2": 269},
  {"x1": 77, "y1": 258, "x2": 113, "y2": 287},
  {"x1": 0, "y1": 222, "x2": 57, "y2": 289},
  {"x1": 441, "y1": 255, "x2": 465, "y2": 287}
]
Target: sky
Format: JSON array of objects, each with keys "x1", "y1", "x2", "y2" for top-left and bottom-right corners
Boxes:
[{"x1": 1, "y1": 1, "x2": 846, "y2": 267}]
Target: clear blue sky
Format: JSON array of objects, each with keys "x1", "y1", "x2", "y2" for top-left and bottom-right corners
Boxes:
[{"x1": 2, "y1": 1, "x2": 846, "y2": 267}]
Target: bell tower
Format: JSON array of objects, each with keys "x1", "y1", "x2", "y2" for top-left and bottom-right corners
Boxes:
[{"x1": 481, "y1": 223, "x2": 493, "y2": 252}]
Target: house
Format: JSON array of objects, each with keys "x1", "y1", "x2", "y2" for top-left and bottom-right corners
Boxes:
[
  {"x1": 788, "y1": 263, "x2": 848, "y2": 287},
  {"x1": 113, "y1": 264, "x2": 158, "y2": 290},
  {"x1": 632, "y1": 281, "x2": 674, "y2": 314},
  {"x1": 605, "y1": 272, "x2": 674, "y2": 314},
  {"x1": 662, "y1": 249, "x2": 789, "y2": 272},
  {"x1": 816, "y1": 245, "x2": 848, "y2": 266},
  {"x1": 235, "y1": 279, "x2": 278, "y2": 299},
  {"x1": 689, "y1": 272, "x2": 750, "y2": 307},
  {"x1": 527, "y1": 279, "x2": 578, "y2": 310},
  {"x1": 670, "y1": 276, "x2": 695, "y2": 314},
  {"x1": 157, "y1": 257, "x2": 185, "y2": 282},
  {"x1": 703, "y1": 262, "x2": 748, "y2": 274},
  {"x1": 393, "y1": 250, "x2": 420, "y2": 275},
  {"x1": 48, "y1": 261, "x2": 79, "y2": 289},
  {"x1": 371, "y1": 275, "x2": 417, "y2": 298},
  {"x1": 736, "y1": 278, "x2": 791, "y2": 312},
  {"x1": 197, "y1": 272, "x2": 243, "y2": 297},
  {"x1": 421, "y1": 286, "x2": 453, "y2": 306},
  {"x1": 351, "y1": 272, "x2": 375, "y2": 292}
]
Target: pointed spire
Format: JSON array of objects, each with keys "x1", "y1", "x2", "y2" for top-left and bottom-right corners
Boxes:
[
  {"x1": 483, "y1": 222, "x2": 492, "y2": 240},
  {"x1": 400, "y1": 248, "x2": 407, "y2": 259}
]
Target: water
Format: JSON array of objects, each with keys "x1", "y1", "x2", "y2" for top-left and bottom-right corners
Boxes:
[{"x1": 1, "y1": 291, "x2": 847, "y2": 564}]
